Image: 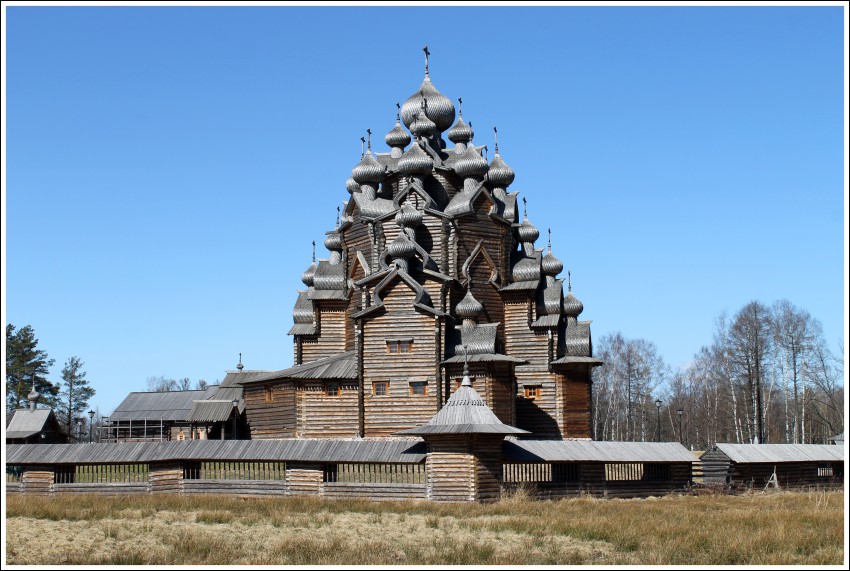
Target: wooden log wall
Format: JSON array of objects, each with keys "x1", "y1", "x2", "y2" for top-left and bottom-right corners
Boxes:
[
  {"x1": 297, "y1": 382, "x2": 359, "y2": 438},
  {"x1": 699, "y1": 447, "x2": 733, "y2": 485},
  {"x1": 425, "y1": 436, "x2": 475, "y2": 502},
  {"x1": 21, "y1": 467, "x2": 53, "y2": 496},
  {"x1": 730, "y1": 462, "x2": 844, "y2": 490},
  {"x1": 286, "y1": 463, "x2": 324, "y2": 496},
  {"x1": 6, "y1": 482, "x2": 22, "y2": 494},
  {"x1": 244, "y1": 381, "x2": 296, "y2": 439},
  {"x1": 362, "y1": 280, "x2": 437, "y2": 436},
  {"x1": 309, "y1": 301, "x2": 347, "y2": 359},
  {"x1": 562, "y1": 370, "x2": 593, "y2": 438},
  {"x1": 444, "y1": 365, "x2": 515, "y2": 426},
  {"x1": 53, "y1": 482, "x2": 149, "y2": 495},
  {"x1": 322, "y1": 482, "x2": 427, "y2": 501},
  {"x1": 182, "y1": 480, "x2": 289, "y2": 497},
  {"x1": 149, "y1": 462, "x2": 183, "y2": 494},
  {"x1": 473, "y1": 435, "x2": 505, "y2": 503}
]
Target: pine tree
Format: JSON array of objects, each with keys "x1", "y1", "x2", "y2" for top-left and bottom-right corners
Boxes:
[
  {"x1": 5, "y1": 324, "x2": 57, "y2": 411},
  {"x1": 58, "y1": 356, "x2": 96, "y2": 438}
]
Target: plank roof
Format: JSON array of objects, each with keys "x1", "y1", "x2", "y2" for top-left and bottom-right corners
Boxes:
[
  {"x1": 109, "y1": 387, "x2": 219, "y2": 422},
  {"x1": 504, "y1": 439, "x2": 697, "y2": 463},
  {"x1": 5, "y1": 438, "x2": 427, "y2": 465},
  {"x1": 5, "y1": 409, "x2": 54, "y2": 439},
  {"x1": 710, "y1": 443, "x2": 844, "y2": 464},
  {"x1": 240, "y1": 351, "x2": 357, "y2": 384}
]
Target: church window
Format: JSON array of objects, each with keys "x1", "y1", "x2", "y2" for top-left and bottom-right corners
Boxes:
[
  {"x1": 387, "y1": 340, "x2": 412, "y2": 354},
  {"x1": 524, "y1": 385, "x2": 541, "y2": 400},
  {"x1": 264, "y1": 385, "x2": 274, "y2": 403},
  {"x1": 372, "y1": 381, "x2": 388, "y2": 396},
  {"x1": 325, "y1": 383, "x2": 340, "y2": 397},
  {"x1": 410, "y1": 381, "x2": 427, "y2": 396}
]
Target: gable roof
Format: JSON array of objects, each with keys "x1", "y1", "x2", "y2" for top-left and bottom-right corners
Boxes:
[
  {"x1": 110, "y1": 387, "x2": 218, "y2": 422},
  {"x1": 240, "y1": 351, "x2": 357, "y2": 384},
  {"x1": 6, "y1": 408, "x2": 55, "y2": 439}
]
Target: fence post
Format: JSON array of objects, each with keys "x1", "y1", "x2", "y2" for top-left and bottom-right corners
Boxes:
[{"x1": 21, "y1": 465, "x2": 54, "y2": 496}]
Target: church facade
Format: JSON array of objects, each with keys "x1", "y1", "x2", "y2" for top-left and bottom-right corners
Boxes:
[{"x1": 239, "y1": 51, "x2": 602, "y2": 441}]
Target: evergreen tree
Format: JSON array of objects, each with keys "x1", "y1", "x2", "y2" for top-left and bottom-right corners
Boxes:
[
  {"x1": 58, "y1": 356, "x2": 96, "y2": 438},
  {"x1": 5, "y1": 324, "x2": 57, "y2": 411}
]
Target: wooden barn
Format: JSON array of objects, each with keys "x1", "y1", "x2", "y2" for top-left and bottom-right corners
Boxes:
[{"x1": 699, "y1": 443, "x2": 844, "y2": 490}]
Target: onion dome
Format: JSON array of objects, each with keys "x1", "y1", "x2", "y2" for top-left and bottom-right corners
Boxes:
[
  {"x1": 387, "y1": 232, "x2": 416, "y2": 259},
  {"x1": 488, "y1": 153, "x2": 515, "y2": 187},
  {"x1": 345, "y1": 177, "x2": 360, "y2": 194},
  {"x1": 517, "y1": 217, "x2": 539, "y2": 244},
  {"x1": 447, "y1": 98, "x2": 473, "y2": 144},
  {"x1": 27, "y1": 386, "x2": 39, "y2": 404},
  {"x1": 409, "y1": 101, "x2": 438, "y2": 138},
  {"x1": 541, "y1": 230, "x2": 563, "y2": 276},
  {"x1": 397, "y1": 142, "x2": 434, "y2": 176},
  {"x1": 454, "y1": 146, "x2": 489, "y2": 178},
  {"x1": 386, "y1": 103, "x2": 411, "y2": 149},
  {"x1": 563, "y1": 290, "x2": 584, "y2": 317},
  {"x1": 456, "y1": 288, "x2": 484, "y2": 321},
  {"x1": 324, "y1": 231, "x2": 342, "y2": 252},
  {"x1": 395, "y1": 202, "x2": 423, "y2": 228},
  {"x1": 352, "y1": 152, "x2": 386, "y2": 185},
  {"x1": 301, "y1": 261, "x2": 317, "y2": 286},
  {"x1": 401, "y1": 78, "x2": 455, "y2": 132}
]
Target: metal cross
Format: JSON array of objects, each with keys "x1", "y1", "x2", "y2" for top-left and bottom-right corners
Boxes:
[{"x1": 423, "y1": 45, "x2": 430, "y2": 76}]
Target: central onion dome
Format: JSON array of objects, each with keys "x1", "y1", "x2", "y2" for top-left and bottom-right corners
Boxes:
[
  {"x1": 401, "y1": 77, "x2": 455, "y2": 132},
  {"x1": 352, "y1": 152, "x2": 386, "y2": 185},
  {"x1": 395, "y1": 202, "x2": 423, "y2": 228},
  {"x1": 397, "y1": 142, "x2": 434, "y2": 176},
  {"x1": 454, "y1": 146, "x2": 489, "y2": 179},
  {"x1": 456, "y1": 287, "x2": 484, "y2": 321}
]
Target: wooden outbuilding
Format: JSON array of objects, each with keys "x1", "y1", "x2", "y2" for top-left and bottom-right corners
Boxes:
[{"x1": 699, "y1": 443, "x2": 844, "y2": 489}]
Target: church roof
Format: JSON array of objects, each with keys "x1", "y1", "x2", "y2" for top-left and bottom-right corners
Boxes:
[
  {"x1": 240, "y1": 352, "x2": 357, "y2": 384},
  {"x1": 6, "y1": 408, "x2": 55, "y2": 439}
]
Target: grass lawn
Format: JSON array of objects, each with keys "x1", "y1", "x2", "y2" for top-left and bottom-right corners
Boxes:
[{"x1": 4, "y1": 489, "x2": 844, "y2": 565}]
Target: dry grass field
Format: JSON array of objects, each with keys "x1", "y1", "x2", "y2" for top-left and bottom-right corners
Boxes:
[{"x1": 4, "y1": 489, "x2": 845, "y2": 565}]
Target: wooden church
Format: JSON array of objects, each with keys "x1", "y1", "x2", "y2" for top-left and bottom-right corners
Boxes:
[{"x1": 239, "y1": 49, "x2": 602, "y2": 442}]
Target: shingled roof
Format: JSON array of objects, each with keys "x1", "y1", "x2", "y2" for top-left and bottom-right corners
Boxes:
[
  {"x1": 240, "y1": 351, "x2": 357, "y2": 384},
  {"x1": 5, "y1": 408, "x2": 56, "y2": 440}
]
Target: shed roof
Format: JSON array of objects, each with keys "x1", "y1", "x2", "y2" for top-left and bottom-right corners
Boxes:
[
  {"x1": 187, "y1": 400, "x2": 239, "y2": 423},
  {"x1": 5, "y1": 409, "x2": 54, "y2": 439},
  {"x1": 241, "y1": 352, "x2": 357, "y2": 383},
  {"x1": 5, "y1": 438, "x2": 427, "y2": 465},
  {"x1": 504, "y1": 440, "x2": 697, "y2": 463},
  {"x1": 710, "y1": 443, "x2": 844, "y2": 464}
]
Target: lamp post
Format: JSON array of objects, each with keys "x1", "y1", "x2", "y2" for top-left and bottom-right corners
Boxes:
[
  {"x1": 102, "y1": 417, "x2": 109, "y2": 443},
  {"x1": 655, "y1": 399, "x2": 662, "y2": 442},
  {"x1": 88, "y1": 410, "x2": 95, "y2": 443},
  {"x1": 231, "y1": 399, "x2": 240, "y2": 440},
  {"x1": 76, "y1": 418, "x2": 83, "y2": 443},
  {"x1": 676, "y1": 408, "x2": 684, "y2": 445}
]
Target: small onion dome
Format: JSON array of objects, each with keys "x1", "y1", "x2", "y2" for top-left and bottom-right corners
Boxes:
[
  {"x1": 563, "y1": 290, "x2": 584, "y2": 316},
  {"x1": 517, "y1": 217, "x2": 539, "y2": 243},
  {"x1": 345, "y1": 177, "x2": 360, "y2": 194},
  {"x1": 447, "y1": 116, "x2": 473, "y2": 144},
  {"x1": 401, "y1": 78, "x2": 455, "y2": 132},
  {"x1": 324, "y1": 231, "x2": 343, "y2": 251},
  {"x1": 301, "y1": 261, "x2": 318, "y2": 286},
  {"x1": 454, "y1": 146, "x2": 489, "y2": 178},
  {"x1": 385, "y1": 122, "x2": 411, "y2": 149},
  {"x1": 456, "y1": 288, "x2": 484, "y2": 320},
  {"x1": 27, "y1": 387, "x2": 39, "y2": 402},
  {"x1": 541, "y1": 249, "x2": 563, "y2": 276},
  {"x1": 487, "y1": 152, "x2": 515, "y2": 187},
  {"x1": 352, "y1": 152, "x2": 386, "y2": 185},
  {"x1": 395, "y1": 202, "x2": 423, "y2": 228},
  {"x1": 387, "y1": 233, "x2": 416, "y2": 259},
  {"x1": 397, "y1": 142, "x2": 434, "y2": 176},
  {"x1": 409, "y1": 108, "x2": 437, "y2": 138}
]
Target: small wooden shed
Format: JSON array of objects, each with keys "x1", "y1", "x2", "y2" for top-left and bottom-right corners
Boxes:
[{"x1": 700, "y1": 443, "x2": 844, "y2": 489}]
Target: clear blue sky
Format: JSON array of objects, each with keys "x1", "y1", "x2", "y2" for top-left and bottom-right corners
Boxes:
[{"x1": 4, "y1": 5, "x2": 846, "y2": 416}]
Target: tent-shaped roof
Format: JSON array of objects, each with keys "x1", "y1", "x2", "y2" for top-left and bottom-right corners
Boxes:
[{"x1": 398, "y1": 366, "x2": 528, "y2": 436}]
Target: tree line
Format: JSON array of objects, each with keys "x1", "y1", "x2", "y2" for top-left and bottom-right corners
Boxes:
[
  {"x1": 6, "y1": 324, "x2": 96, "y2": 441},
  {"x1": 592, "y1": 299, "x2": 844, "y2": 449}
]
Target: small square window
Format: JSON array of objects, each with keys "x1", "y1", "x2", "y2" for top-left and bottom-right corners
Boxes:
[
  {"x1": 410, "y1": 381, "x2": 427, "y2": 396},
  {"x1": 325, "y1": 383, "x2": 340, "y2": 397},
  {"x1": 524, "y1": 385, "x2": 541, "y2": 399},
  {"x1": 373, "y1": 381, "x2": 388, "y2": 396}
]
